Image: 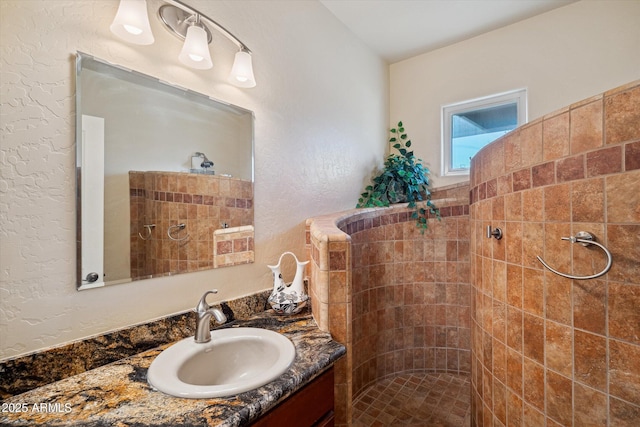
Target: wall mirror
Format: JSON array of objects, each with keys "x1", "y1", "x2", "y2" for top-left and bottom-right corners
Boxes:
[{"x1": 76, "y1": 52, "x2": 254, "y2": 290}]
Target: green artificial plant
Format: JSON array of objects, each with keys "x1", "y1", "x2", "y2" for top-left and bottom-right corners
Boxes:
[{"x1": 357, "y1": 121, "x2": 440, "y2": 232}]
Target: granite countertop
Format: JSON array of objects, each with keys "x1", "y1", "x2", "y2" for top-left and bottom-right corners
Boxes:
[{"x1": 0, "y1": 310, "x2": 345, "y2": 427}]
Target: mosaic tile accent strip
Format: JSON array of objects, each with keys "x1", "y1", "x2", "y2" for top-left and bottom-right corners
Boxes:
[{"x1": 339, "y1": 204, "x2": 468, "y2": 236}]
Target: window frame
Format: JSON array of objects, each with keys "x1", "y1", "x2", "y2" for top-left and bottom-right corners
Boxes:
[{"x1": 441, "y1": 88, "x2": 527, "y2": 176}]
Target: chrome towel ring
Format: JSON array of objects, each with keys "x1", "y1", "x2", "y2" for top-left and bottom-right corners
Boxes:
[
  {"x1": 138, "y1": 224, "x2": 156, "y2": 240},
  {"x1": 168, "y1": 223, "x2": 189, "y2": 241},
  {"x1": 537, "y1": 231, "x2": 612, "y2": 280}
]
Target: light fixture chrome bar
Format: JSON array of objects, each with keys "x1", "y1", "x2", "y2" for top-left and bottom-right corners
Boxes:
[
  {"x1": 110, "y1": 0, "x2": 256, "y2": 87},
  {"x1": 163, "y1": 0, "x2": 252, "y2": 53},
  {"x1": 159, "y1": 5, "x2": 213, "y2": 43}
]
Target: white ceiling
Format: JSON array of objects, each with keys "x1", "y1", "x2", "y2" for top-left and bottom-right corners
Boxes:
[{"x1": 320, "y1": 0, "x2": 577, "y2": 63}]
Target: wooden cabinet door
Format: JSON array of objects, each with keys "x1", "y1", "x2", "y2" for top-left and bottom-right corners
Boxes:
[{"x1": 251, "y1": 367, "x2": 334, "y2": 427}]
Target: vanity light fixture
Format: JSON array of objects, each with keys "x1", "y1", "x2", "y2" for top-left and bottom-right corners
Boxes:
[
  {"x1": 228, "y1": 48, "x2": 256, "y2": 88},
  {"x1": 110, "y1": 0, "x2": 155, "y2": 45},
  {"x1": 177, "y1": 15, "x2": 213, "y2": 70},
  {"x1": 109, "y1": 0, "x2": 256, "y2": 88}
]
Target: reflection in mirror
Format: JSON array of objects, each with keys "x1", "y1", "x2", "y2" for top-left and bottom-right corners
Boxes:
[{"x1": 76, "y1": 52, "x2": 254, "y2": 290}]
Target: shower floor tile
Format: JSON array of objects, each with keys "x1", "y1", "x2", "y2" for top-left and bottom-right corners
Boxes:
[{"x1": 352, "y1": 372, "x2": 471, "y2": 426}]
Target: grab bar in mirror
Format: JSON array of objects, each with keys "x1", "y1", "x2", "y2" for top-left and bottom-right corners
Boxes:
[{"x1": 537, "y1": 231, "x2": 612, "y2": 280}]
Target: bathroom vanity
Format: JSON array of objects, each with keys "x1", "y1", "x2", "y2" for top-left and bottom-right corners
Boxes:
[
  {"x1": 0, "y1": 310, "x2": 344, "y2": 426},
  {"x1": 251, "y1": 367, "x2": 335, "y2": 427}
]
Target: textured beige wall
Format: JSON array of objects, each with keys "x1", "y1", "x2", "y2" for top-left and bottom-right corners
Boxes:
[
  {"x1": 390, "y1": 0, "x2": 640, "y2": 189},
  {"x1": 0, "y1": 0, "x2": 388, "y2": 359}
]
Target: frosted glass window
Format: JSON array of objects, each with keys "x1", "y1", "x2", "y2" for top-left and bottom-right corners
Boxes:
[{"x1": 442, "y1": 89, "x2": 526, "y2": 176}]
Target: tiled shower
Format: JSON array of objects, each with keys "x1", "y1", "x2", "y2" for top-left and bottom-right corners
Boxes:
[
  {"x1": 470, "y1": 81, "x2": 639, "y2": 426},
  {"x1": 306, "y1": 79, "x2": 639, "y2": 427},
  {"x1": 306, "y1": 184, "x2": 471, "y2": 425},
  {"x1": 129, "y1": 171, "x2": 253, "y2": 277}
]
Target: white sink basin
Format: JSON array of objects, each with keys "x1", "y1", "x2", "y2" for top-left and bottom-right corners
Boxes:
[{"x1": 147, "y1": 327, "x2": 296, "y2": 398}]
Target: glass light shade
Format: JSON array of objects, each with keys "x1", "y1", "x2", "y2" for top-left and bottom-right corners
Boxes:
[
  {"x1": 178, "y1": 25, "x2": 213, "y2": 70},
  {"x1": 228, "y1": 50, "x2": 256, "y2": 88},
  {"x1": 110, "y1": 0, "x2": 154, "y2": 45}
]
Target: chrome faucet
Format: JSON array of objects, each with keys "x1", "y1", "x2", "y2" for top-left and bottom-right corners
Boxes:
[{"x1": 194, "y1": 290, "x2": 227, "y2": 343}]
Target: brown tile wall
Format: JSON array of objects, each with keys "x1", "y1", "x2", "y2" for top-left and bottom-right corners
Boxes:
[
  {"x1": 213, "y1": 226, "x2": 255, "y2": 268},
  {"x1": 469, "y1": 80, "x2": 640, "y2": 427},
  {"x1": 306, "y1": 183, "x2": 470, "y2": 426},
  {"x1": 129, "y1": 171, "x2": 253, "y2": 278}
]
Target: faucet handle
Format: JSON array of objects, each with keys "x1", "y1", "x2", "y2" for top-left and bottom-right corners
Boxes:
[{"x1": 195, "y1": 289, "x2": 218, "y2": 313}]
